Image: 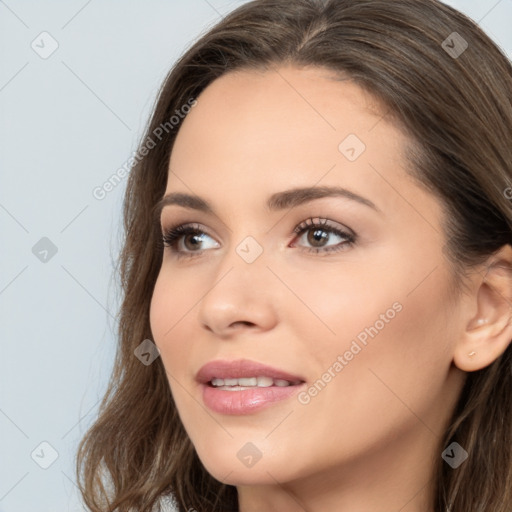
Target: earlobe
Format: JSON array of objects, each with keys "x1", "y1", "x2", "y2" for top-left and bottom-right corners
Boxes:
[{"x1": 453, "y1": 245, "x2": 512, "y2": 372}]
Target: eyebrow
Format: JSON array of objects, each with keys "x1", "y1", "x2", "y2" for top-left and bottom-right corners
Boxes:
[{"x1": 154, "y1": 185, "x2": 381, "y2": 219}]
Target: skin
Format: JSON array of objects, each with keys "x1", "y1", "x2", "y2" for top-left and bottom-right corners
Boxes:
[{"x1": 149, "y1": 65, "x2": 512, "y2": 512}]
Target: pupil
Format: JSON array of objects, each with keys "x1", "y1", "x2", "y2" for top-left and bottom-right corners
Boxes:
[
  {"x1": 308, "y1": 229, "x2": 328, "y2": 247},
  {"x1": 186, "y1": 234, "x2": 202, "y2": 250}
]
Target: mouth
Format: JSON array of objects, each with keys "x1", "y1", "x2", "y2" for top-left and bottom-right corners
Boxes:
[
  {"x1": 208, "y1": 375, "x2": 303, "y2": 390},
  {"x1": 196, "y1": 359, "x2": 306, "y2": 415}
]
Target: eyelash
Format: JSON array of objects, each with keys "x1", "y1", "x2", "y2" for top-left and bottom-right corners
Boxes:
[{"x1": 160, "y1": 217, "x2": 356, "y2": 259}]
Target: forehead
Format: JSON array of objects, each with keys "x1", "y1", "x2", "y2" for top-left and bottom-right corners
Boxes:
[
  {"x1": 172, "y1": 65, "x2": 392, "y2": 153},
  {"x1": 166, "y1": 65, "x2": 437, "y2": 227}
]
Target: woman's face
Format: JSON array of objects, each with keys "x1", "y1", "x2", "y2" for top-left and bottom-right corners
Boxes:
[{"x1": 150, "y1": 65, "x2": 467, "y2": 499}]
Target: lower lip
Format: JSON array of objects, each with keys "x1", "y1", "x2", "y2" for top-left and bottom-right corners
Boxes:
[{"x1": 201, "y1": 383, "x2": 305, "y2": 415}]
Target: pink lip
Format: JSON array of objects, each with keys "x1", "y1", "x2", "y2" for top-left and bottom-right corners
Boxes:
[
  {"x1": 196, "y1": 359, "x2": 306, "y2": 415},
  {"x1": 196, "y1": 358, "x2": 305, "y2": 383}
]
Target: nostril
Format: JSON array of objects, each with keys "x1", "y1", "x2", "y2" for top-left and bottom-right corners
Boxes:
[{"x1": 232, "y1": 321, "x2": 255, "y2": 328}]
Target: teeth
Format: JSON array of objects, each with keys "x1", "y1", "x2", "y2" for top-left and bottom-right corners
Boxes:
[
  {"x1": 239, "y1": 377, "x2": 257, "y2": 386},
  {"x1": 210, "y1": 376, "x2": 292, "y2": 388},
  {"x1": 257, "y1": 376, "x2": 273, "y2": 387}
]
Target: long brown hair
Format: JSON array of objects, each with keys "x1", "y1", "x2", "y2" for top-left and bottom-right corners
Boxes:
[{"x1": 76, "y1": 1, "x2": 512, "y2": 510}]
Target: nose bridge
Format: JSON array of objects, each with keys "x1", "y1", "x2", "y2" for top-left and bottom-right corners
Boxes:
[
  {"x1": 210, "y1": 231, "x2": 270, "y2": 299},
  {"x1": 233, "y1": 233, "x2": 266, "y2": 266},
  {"x1": 214, "y1": 210, "x2": 270, "y2": 271}
]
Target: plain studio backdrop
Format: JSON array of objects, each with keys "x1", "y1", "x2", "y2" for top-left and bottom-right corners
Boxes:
[{"x1": 0, "y1": 1, "x2": 511, "y2": 511}]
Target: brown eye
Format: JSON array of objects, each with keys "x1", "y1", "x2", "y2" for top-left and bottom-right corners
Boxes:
[
  {"x1": 292, "y1": 217, "x2": 356, "y2": 254},
  {"x1": 307, "y1": 228, "x2": 330, "y2": 247},
  {"x1": 182, "y1": 232, "x2": 207, "y2": 251},
  {"x1": 162, "y1": 224, "x2": 219, "y2": 257}
]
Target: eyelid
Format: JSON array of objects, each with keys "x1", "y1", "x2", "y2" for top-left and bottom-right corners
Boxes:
[
  {"x1": 292, "y1": 216, "x2": 355, "y2": 236},
  {"x1": 161, "y1": 222, "x2": 219, "y2": 249}
]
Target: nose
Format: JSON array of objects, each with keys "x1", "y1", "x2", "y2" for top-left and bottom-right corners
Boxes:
[{"x1": 197, "y1": 243, "x2": 279, "y2": 338}]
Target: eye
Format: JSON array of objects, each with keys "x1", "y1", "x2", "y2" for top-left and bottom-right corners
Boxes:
[
  {"x1": 291, "y1": 217, "x2": 356, "y2": 254},
  {"x1": 161, "y1": 223, "x2": 219, "y2": 257},
  {"x1": 160, "y1": 217, "x2": 356, "y2": 259}
]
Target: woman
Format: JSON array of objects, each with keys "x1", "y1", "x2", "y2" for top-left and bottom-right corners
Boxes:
[{"x1": 77, "y1": 1, "x2": 512, "y2": 511}]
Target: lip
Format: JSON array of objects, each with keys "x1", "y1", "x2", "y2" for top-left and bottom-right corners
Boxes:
[
  {"x1": 197, "y1": 358, "x2": 306, "y2": 415},
  {"x1": 196, "y1": 358, "x2": 305, "y2": 384}
]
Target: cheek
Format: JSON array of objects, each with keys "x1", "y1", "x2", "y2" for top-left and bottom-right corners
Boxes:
[
  {"x1": 285, "y1": 235, "x2": 452, "y2": 362},
  {"x1": 149, "y1": 271, "x2": 206, "y2": 431},
  {"x1": 282, "y1": 252, "x2": 406, "y2": 352},
  {"x1": 285, "y1": 253, "x2": 455, "y2": 431},
  {"x1": 149, "y1": 271, "x2": 196, "y2": 371}
]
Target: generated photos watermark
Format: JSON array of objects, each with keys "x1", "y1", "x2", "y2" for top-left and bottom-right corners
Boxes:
[
  {"x1": 298, "y1": 301, "x2": 403, "y2": 405},
  {"x1": 92, "y1": 97, "x2": 197, "y2": 200}
]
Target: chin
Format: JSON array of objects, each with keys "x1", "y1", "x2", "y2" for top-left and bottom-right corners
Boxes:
[{"x1": 195, "y1": 448, "x2": 296, "y2": 486}]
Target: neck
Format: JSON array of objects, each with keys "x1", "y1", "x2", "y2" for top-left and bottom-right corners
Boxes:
[{"x1": 236, "y1": 423, "x2": 440, "y2": 512}]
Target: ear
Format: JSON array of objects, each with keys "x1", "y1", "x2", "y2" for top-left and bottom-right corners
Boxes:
[{"x1": 453, "y1": 244, "x2": 512, "y2": 372}]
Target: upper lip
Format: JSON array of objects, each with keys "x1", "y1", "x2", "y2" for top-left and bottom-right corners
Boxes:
[{"x1": 196, "y1": 359, "x2": 305, "y2": 384}]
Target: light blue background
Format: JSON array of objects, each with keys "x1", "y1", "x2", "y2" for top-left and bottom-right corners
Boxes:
[{"x1": 1, "y1": 1, "x2": 511, "y2": 511}]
